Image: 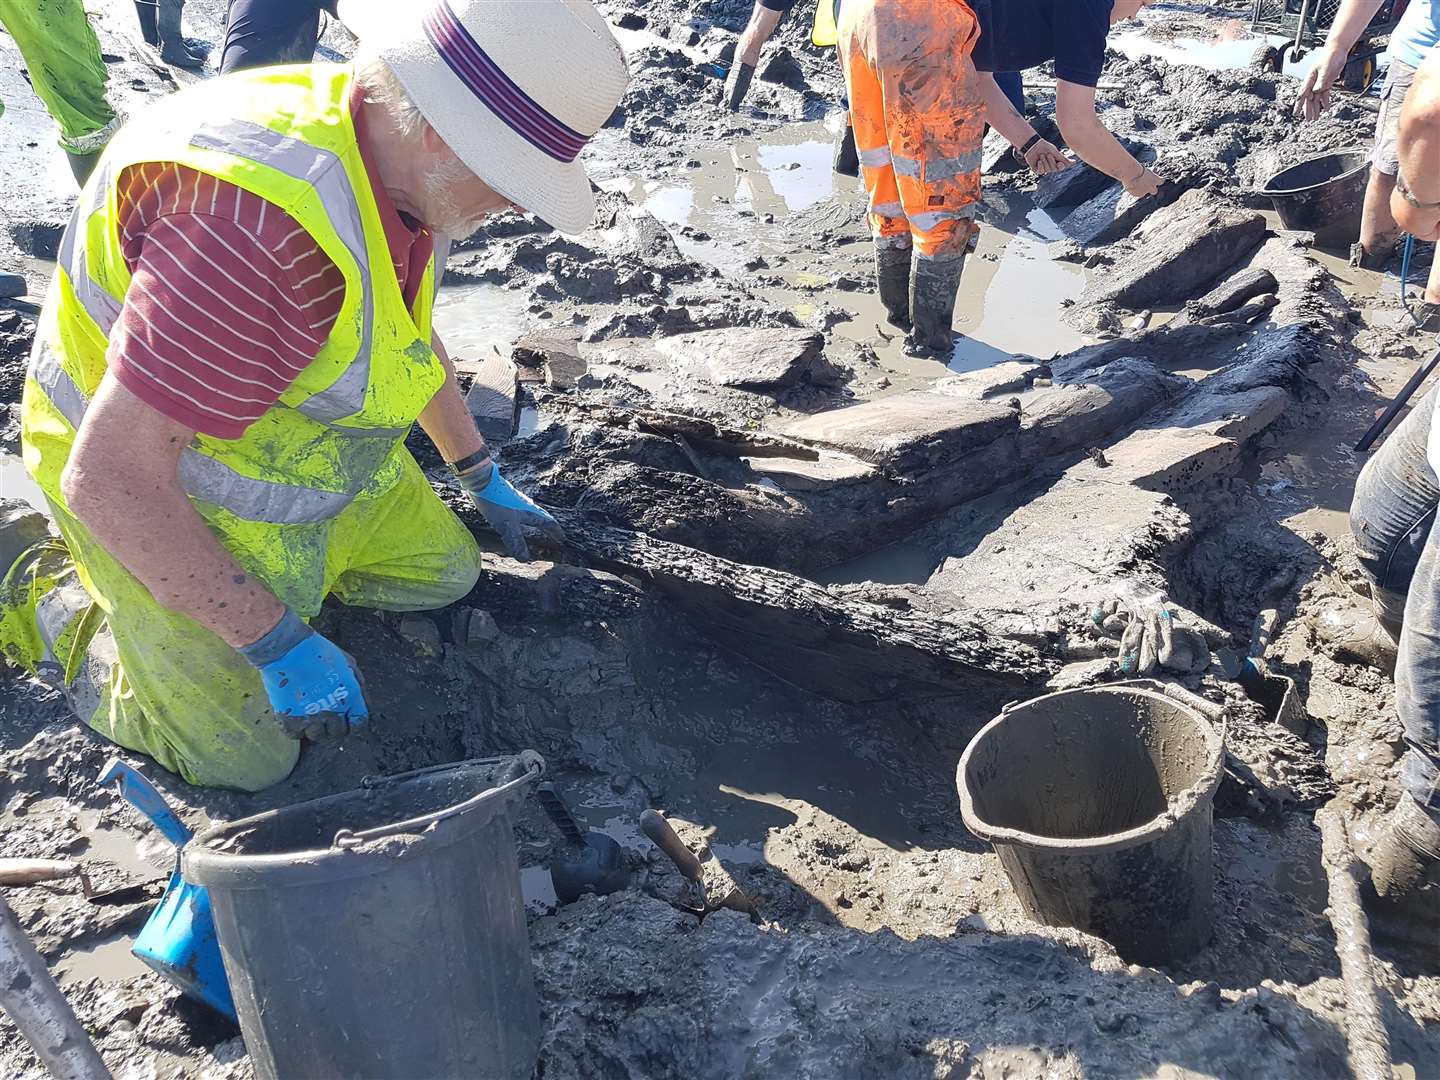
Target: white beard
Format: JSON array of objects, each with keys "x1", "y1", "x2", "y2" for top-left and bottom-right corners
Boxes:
[{"x1": 420, "y1": 155, "x2": 489, "y2": 240}]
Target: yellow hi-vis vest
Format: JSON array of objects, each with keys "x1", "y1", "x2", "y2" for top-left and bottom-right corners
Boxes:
[
  {"x1": 21, "y1": 65, "x2": 447, "y2": 608},
  {"x1": 812, "y1": 0, "x2": 838, "y2": 47}
]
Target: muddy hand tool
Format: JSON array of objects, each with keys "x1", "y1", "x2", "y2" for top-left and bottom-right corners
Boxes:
[
  {"x1": 0, "y1": 859, "x2": 90, "y2": 894},
  {"x1": 534, "y1": 782, "x2": 629, "y2": 903},
  {"x1": 1355, "y1": 341, "x2": 1440, "y2": 453},
  {"x1": 639, "y1": 810, "x2": 759, "y2": 922},
  {"x1": 0, "y1": 893, "x2": 112, "y2": 1080},
  {"x1": 97, "y1": 758, "x2": 235, "y2": 1020}
]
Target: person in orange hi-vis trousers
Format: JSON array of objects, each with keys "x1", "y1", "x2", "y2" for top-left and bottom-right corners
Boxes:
[{"x1": 838, "y1": 0, "x2": 988, "y2": 355}]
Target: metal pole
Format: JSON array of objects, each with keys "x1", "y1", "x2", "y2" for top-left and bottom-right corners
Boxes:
[
  {"x1": 0, "y1": 894, "x2": 111, "y2": 1080},
  {"x1": 1353, "y1": 343, "x2": 1440, "y2": 452}
]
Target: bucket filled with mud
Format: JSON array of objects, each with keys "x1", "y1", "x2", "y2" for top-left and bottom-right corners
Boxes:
[
  {"x1": 183, "y1": 753, "x2": 545, "y2": 1080},
  {"x1": 1259, "y1": 148, "x2": 1370, "y2": 250},
  {"x1": 957, "y1": 685, "x2": 1225, "y2": 965}
]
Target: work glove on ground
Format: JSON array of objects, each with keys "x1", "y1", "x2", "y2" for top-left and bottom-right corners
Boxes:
[
  {"x1": 239, "y1": 609, "x2": 368, "y2": 741},
  {"x1": 1091, "y1": 586, "x2": 1209, "y2": 676},
  {"x1": 1365, "y1": 791, "x2": 1440, "y2": 898},
  {"x1": 454, "y1": 456, "x2": 565, "y2": 562}
]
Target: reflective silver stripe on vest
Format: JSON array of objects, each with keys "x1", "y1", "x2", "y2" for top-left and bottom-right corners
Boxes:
[
  {"x1": 858, "y1": 146, "x2": 892, "y2": 168},
  {"x1": 432, "y1": 235, "x2": 452, "y2": 290},
  {"x1": 29, "y1": 340, "x2": 89, "y2": 428},
  {"x1": 29, "y1": 343, "x2": 361, "y2": 525},
  {"x1": 176, "y1": 450, "x2": 356, "y2": 524},
  {"x1": 189, "y1": 118, "x2": 375, "y2": 424},
  {"x1": 58, "y1": 162, "x2": 122, "y2": 334}
]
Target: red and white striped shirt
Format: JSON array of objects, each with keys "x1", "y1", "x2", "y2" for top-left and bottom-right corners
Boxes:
[{"x1": 108, "y1": 92, "x2": 435, "y2": 439}]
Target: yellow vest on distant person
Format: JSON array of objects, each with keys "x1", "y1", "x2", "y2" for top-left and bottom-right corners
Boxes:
[
  {"x1": 812, "y1": 0, "x2": 838, "y2": 47},
  {"x1": 22, "y1": 64, "x2": 446, "y2": 602}
]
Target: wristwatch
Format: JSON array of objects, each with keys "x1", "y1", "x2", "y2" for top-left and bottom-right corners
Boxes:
[{"x1": 1398, "y1": 170, "x2": 1440, "y2": 210}]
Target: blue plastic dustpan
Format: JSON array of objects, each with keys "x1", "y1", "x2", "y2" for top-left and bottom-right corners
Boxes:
[{"x1": 97, "y1": 758, "x2": 236, "y2": 1020}]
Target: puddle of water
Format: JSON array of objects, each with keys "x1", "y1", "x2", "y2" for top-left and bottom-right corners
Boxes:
[
  {"x1": 431, "y1": 283, "x2": 532, "y2": 365},
  {"x1": 55, "y1": 934, "x2": 151, "y2": 988},
  {"x1": 76, "y1": 816, "x2": 171, "y2": 881},
  {"x1": 2, "y1": 453, "x2": 50, "y2": 515},
  {"x1": 949, "y1": 209, "x2": 1089, "y2": 372},
  {"x1": 745, "y1": 136, "x2": 843, "y2": 216},
  {"x1": 599, "y1": 118, "x2": 850, "y2": 274},
  {"x1": 812, "y1": 537, "x2": 938, "y2": 586},
  {"x1": 710, "y1": 840, "x2": 766, "y2": 866},
  {"x1": 1111, "y1": 27, "x2": 1288, "y2": 71},
  {"x1": 825, "y1": 205, "x2": 1090, "y2": 386}
]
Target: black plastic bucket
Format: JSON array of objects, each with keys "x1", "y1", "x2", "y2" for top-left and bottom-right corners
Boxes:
[
  {"x1": 184, "y1": 754, "x2": 544, "y2": 1080},
  {"x1": 957, "y1": 686, "x2": 1224, "y2": 965},
  {"x1": 1259, "y1": 148, "x2": 1370, "y2": 249}
]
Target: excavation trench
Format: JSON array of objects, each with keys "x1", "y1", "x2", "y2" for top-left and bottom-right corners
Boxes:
[{"x1": 3, "y1": 1, "x2": 1439, "y2": 1074}]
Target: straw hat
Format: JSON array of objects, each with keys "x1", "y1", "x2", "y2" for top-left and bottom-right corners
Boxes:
[{"x1": 353, "y1": 0, "x2": 629, "y2": 235}]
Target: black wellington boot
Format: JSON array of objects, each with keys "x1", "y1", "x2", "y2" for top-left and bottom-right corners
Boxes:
[
  {"x1": 157, "y1": 0, "x2": 205, "y2": 68},
  {"x1": 874, "y1": 241, "x2": 911, "y2": 328},
  {"x1": 724, "y1": 63, "x2": 755, "y2": 112},
  {"x1": 833, "y1": 124, "x2": 859, "y2": 177},
  {"x1": 907, "y1": 252, "x2": 966, "y2": 355},
  {"x1": 134, "y1": 0, "x2": 160, "y2": 45}
]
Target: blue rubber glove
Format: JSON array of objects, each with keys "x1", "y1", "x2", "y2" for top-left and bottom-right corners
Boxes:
[
  {"x1": 238, "y1": 610, "x2": 368, "y2": 741},
  {"x1": 453, "y1": 457, "x2": 565, "y2": 562}
]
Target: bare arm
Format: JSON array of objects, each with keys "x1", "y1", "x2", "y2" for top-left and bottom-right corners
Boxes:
[
  {"x1": 1393, "y1": 48, "x2": 1440, "y2": 242},
  {"x1": 1296, "y1": 0, "x2": 1385, "y2": 120},
  {"x1": 978, "y1": 72, "x2": 1069, "y2": 174},
  {"x1": 1055, "y1": 79, "x2": 1162, "y2": 196},
  {"x1": 60, "y1": 374, "x2": 286, "y2": 648},
  {"x1": 418, "y1": 332, "x2": 487, "y2": 465}
]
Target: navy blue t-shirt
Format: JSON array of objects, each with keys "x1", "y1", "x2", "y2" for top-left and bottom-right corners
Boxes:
[{"x1": 970, "y1": 0, "x2": 1115, "y2": 88}]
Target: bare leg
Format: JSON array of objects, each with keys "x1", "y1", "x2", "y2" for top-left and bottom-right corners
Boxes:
[
  {"x1": 1361, "y1": 169, "x2": 1401, "y2": 258},
  {"x1": 736, "y1": 4, "x2": 782, "y2": 68}
]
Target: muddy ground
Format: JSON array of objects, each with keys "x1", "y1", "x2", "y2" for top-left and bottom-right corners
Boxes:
[{"x1": 2, "y1": 1, "x2": 1439, "y2": 1077}]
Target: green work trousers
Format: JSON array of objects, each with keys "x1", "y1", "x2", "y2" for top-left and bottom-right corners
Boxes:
[
  {"x1": 0, "y1": 451, "x2": 481, "y2": 792},
  {"x1": 0, "y1": 0, "x2": 118, "y2": 150}
]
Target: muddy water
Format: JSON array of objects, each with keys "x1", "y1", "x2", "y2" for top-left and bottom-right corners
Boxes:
[
  {"x1": 1, "y1": 453, "x2": 48, "y2": 514},
  {"x1": 431, "y1": 282, "x2": 534, "y2": 365},
  {"x1": 812, "y1": 536, "x2": 938, "y2": 586},
  {"x1": 54, "y1": 934, "x2": 152, "y2": 987},
  {"x1": 1111, "y1": 27, "x2": 1288, "y2": 72},
  {"x1": 598, "y1": 118, "x2": 851, "y2": 274}
]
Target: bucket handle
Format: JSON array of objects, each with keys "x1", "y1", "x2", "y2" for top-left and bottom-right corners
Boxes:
[{"x1": 331, "y1": 750, "x2": 546, "y2": 850}]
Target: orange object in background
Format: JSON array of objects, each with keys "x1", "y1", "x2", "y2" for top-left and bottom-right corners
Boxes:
[{"x1": 838, "y1": 0, "x2": 985, "y2": 260}]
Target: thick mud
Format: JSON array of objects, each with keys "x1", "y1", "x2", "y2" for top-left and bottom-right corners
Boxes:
[{"x1": 2, "y1": 0, "x2": 1439, "y2": 1077}]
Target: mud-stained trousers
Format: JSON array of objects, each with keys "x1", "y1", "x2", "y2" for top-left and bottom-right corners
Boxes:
[
  {"x1": 1350, "y1": 386, "x2": 1440, "y2": 823},
  {"x1": 0, "y1": 451, "x2": 481, "y2": 792},
  {"x1": 836, "y1": 0, "x2": 985, "y2": 262},
  {"x1": 0, "y1": 0, "x2": 120, "y2": 152}
]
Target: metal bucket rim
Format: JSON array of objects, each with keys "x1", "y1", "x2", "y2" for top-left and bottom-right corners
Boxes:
[
  {"x1": 956, "y1": 686, "x2": 1225, "y2": 855},
  {"x1": 1258, "y1": 146, "x2": 1371, "y2": 196},
  {"x1": 182, "y1": 756, "x2": 533, "y2": 890}
]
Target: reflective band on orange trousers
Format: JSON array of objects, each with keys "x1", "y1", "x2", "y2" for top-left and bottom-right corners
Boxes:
[{"x1": 838, "y1": 0, "x2": 985, "y2": 259}]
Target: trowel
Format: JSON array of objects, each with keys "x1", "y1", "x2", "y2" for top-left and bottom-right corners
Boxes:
[
  {"x1": 639, "y1": 809, "x2": 760, "y2": 923},
  {"x1": 534, "y1": 782, "x2": 629, "y2": 904}
]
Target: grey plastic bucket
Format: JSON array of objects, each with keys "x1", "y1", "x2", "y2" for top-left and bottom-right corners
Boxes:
[
  {"x1": 1259, "y1": 148, "x2": 1370, "y2": 250},
  {"x1": 183, "y1": 753, "x2": 544, "y2": 1080},
  {"x1": 957, "y1": 686, "x2": 1224, "y2": 965}
]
